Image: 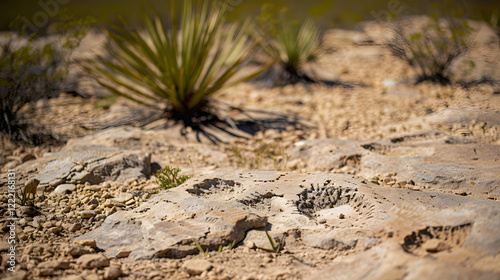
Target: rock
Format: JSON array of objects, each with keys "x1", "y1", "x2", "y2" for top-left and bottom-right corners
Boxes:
[
  {"x1": 16, "y1": 205, "x2": 41, "y2": 218},
  {"x1": 75, "y1": 175, "x2": 268, "y2": 259},
  {"x1": 11, "y1": 142, "x2": 152, "y2": 190},
  {"x1": 69, "y1": 223, "x2": 82, "y2": 232},
  {"x1": 38, "y1": 260, "x2": 70, "y2": 270},
  {"x1": 1, "y1": 270, "x2": 28, "y2": 280},
  {"x1": 114, "y1": 193, "x2": 133, "y2": 204},
  {"x1": 48, "y1": 226, "x2": 63, "y2": 234},
  {"x1": 84, "y1": 185, "x2": 102, "y2": 192},
  {"x1": 115, "y1": 249, "x2": 132, "y2": 258},
  {"x1": 53, "y1": 184, "x2": 76, "y2": 195},
  {"x1": 67, "y1": 244, "x2": 93, "y2": 257},
  {"x1": 79, "y1": 210, "x2": 96, "y2": 219},
  {"x1": 104, "y1": 266, "x2": 122, "y2": 280},
  {"x1": 84, "y1": 274, "x2": 100, "y2": 280},
  {"x1": 288, "y1": 130, "x2": 500, "y2": 199},
  {"x1": 74, "y1": 168, "x2": 500, "y2": 280},
  {"x1": 76, "y1": 254, "x2": 110, "y2": 269},
  {"x1": 182, "y1": 259, "x2": 212, "y2": 276},
  {"x1": 74, "y1": 239, "x2": 97, "y2": 249},
  {"x1": 88, "y1": 198, "x2": 99, "y2": 205},
  {"x1": 63, "y1": 276, "x2": 83, "y2": 280},
  {"x1": 246, "y1": 241, "x2": 256, "y2": 249},
  {"x1": 423, "y1": 239, "x2": 449, "y2": 253},
  {"x1": 20, "y1": 153, "x2": 36, "y2": 163}
]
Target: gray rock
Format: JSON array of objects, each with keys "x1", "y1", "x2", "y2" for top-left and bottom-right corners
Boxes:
[
  {"x1": 288, "y1": 130, "x2": 500, "y2": 199},
  {"x1": 75, "y1": 169, "x2": 499, "y2": 280},
  {"x1": 10, "y1": 143, "x2": 151, "y2": 191}
]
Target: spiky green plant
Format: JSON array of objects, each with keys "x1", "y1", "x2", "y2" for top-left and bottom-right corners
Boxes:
[
  {"x1": 388, "y1": 14, "x2": 474, "y2": 85},
  {"x1": 87, "y1": 0, "x2": 271, "y2": 128},
  {"x1": 256, "y1": 9, "x2": 322, "y2": 84},
  {"x1": 273, "y1": 19, "x2": 322, "y2": 79}
]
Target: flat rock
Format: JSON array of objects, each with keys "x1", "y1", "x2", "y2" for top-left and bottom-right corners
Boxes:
[
  {"x1": 7, "y1": 138, "x2": 151, "y2": 191},
  {"x1": 76, "y1": 170, "x2": 500, "y2": 279},
  {"x1": 289, "y1": 130, "x2": 500, "y2": 199}
]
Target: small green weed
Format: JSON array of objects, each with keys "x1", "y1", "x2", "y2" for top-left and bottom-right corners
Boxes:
[
  {"x1": 194, "y1": 239, "x2": 207, "y2": 256},
  {"x1": 153, "y1": 166, "x2": 191, "y2": 190},
  {"x1": 258, "y1": 231, "x2": 281, "y2": 253}
]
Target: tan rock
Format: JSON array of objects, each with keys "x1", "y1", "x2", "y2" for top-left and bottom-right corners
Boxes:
[
  {"x1": 38, "y1": 260, "x2": 70, "y2": 270},
  {"x1": 76, "y1": 254, "x2": 110, "y2": 269},
  {"x1": 182, "y1": 259, "x2": 212, "y2": 276},
  {"x1": 115, "y1": 249, "x2": 132, "y2": 258},
  {"x1": 74, "y1": 239, "x2": 97, "y2": 249},
  {"x1": 104, "y1": 266, "x2": 122, "y2": 280}
]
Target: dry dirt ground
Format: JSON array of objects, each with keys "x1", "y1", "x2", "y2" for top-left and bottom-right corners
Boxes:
[{"x1": 1, "y1": 19, "x2": 500, "y2": 280}]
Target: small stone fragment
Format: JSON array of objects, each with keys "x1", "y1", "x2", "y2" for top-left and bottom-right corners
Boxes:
[
  {"x1": 20, "y1": 153, "x2": 36, "y2": 163},
  {"x1": 69, "y1": 223, "x2": 82, "y2": 232},
  {"x1": 182, "y1": 259, "x2": 212, "y2": 276},
  {"x1": 38, "y1": 260, "x2": 70, "y2": 270},
  {"x1": 246, "y1": 241, "x2": 256, "y2": 249},
  {"x1": 104, "y1": 265, "x2": 122, "y2": 280},
  {"x1": 76, "y1": 253, "x2": 110, "y2": 269},
  {"x1": 339, "y1": 213, "x2": 345, "y2": 219},
  {"x1": 74, "y1": 239, "x2": 97, "y2": 249},
  {"x1": 423, "y1": 239, "x2": 449, "y2": 253},
  {"x1": 80, "y1": 210, "x2": 96, "y2": 219},
  {"x1": 53, "y1": 184, "x2": 76, "y2": 195},
  {"x1": 67, "y1": 244, "x2": 93, "y2": 257},
  {"x1": 49, "y1": 226, "x2": 63, "y2": 234},
  {"x1": 115, "y1": 249, "x2": 132, "y2": 258}
]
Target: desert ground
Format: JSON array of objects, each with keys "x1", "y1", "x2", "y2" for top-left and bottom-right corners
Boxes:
[{"x1": 1, "y1": 17, "x2": 500, "y2": 280}]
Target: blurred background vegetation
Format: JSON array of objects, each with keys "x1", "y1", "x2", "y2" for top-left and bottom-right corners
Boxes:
[{"x1": 2, "y1": 0, "x2": 498, "y2": 32}]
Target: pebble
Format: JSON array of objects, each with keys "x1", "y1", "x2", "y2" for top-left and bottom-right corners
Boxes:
[
  {"x1": 115, "y1": 193, "x2": 134, "y2": 204},
  {"x1": 74, "y1": 239, "x2": 97, "y2": 249},
  {"x1": 246, "y1": 241, "x2": 256, "y2": 249},
  {"x1": 115, "y1": 249, "x2": 132, "y2": 258},
  {"x1": 182, "y1": 259, "x2": 212, "y2": 276},
  {"x1": 20, "y1": 153, "x2": 36, "y2": 163},
  {"x1": 38, "y1": 260, "x2": 70, "y2": 270},
  {"x1": 53, "y1": 184, "x2": 77, "y2": 195},
  {"x1": 69, "y1": 223, "x2": 82, "y2": 232},
  {"x1": 77, "y1": 253, "x2": 110, "y2": 269},
  {"x1": 423, "y1": 239, "x2": 449, "y2": 253},
  {"x1": 84, "y1": 185, "x2": 102, "y2": 192},
  {"x1": 80, "y1": 210, "x2": 96, "y2": 219},
  {"x1": 104, "y1": 266, "x2": 122, "y2": 280},
  {"x1": 67, "y1": 244, "x2": 93, "y2": 257},
  {"x1": 49, "y1": 226, "x2": 63, "y2": 234}
]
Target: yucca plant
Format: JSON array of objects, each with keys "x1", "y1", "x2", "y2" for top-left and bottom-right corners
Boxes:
[
  {"x1": 388, "y1": 15, "x2": 474, "y2": 85},
  {"x1": 271, "y1": 18, "x2": 323, "y2": 81},
  {"x1": 87, "y1": 0, "x2": 271, "y2": 128},
  {"x1": 255, "y1": 5, "x2": 323, "y2": 86}
]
